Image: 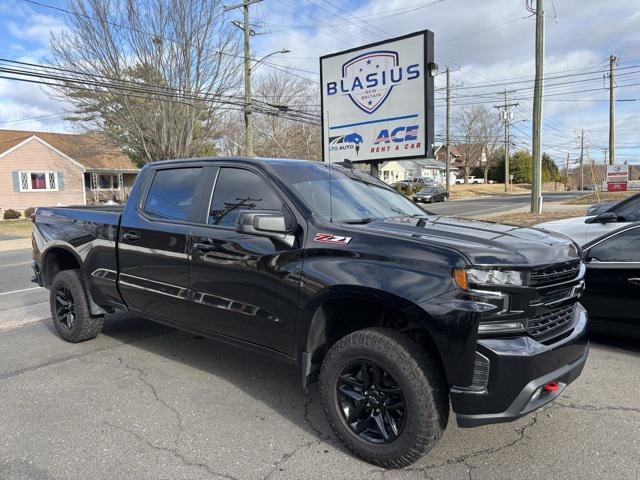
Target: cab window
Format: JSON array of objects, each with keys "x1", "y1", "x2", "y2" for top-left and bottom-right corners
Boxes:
[
  {"x1": 587, "y1": 227, "x2": 640, "y2": 262},
  {"x1": 208, "y1": 168, "x2": 286, "y2": 227},
  {"x1": 143, "y1": 168, "x2": 201, "y2": 221},
  {"x1": 612, "y1": 196, "x2": 640, "y2": 222}
]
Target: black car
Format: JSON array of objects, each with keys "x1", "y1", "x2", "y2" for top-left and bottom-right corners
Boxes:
[
  {"x1": 581, "y1": 222, "x2": 640, "y2": 337},
  {"x1": 413, "y1": 185, "x2": 448, "y2": 203},
  {"x1": 32, "y1": 157, "x2": 588, "y2": 468}
]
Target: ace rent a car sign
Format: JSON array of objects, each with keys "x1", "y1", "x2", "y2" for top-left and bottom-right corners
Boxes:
[{"x1": 320, "y1": 30, "x2": 434, "y2": 163}]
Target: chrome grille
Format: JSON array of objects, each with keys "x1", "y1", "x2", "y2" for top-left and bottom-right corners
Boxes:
[
  {"x1": 527, "y1": 305, "x2": 576, "y2": 339},
  {"x1": 530, "y1": 260, "x2": 581, "y2": 287}
]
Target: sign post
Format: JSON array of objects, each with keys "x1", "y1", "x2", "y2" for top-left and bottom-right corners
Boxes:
[{"x1": 320, "y1": 30, "x2": 434, "y2": 167}]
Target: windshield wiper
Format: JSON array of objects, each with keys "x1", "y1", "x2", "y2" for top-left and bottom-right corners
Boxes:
[
  {"x1": 389, "y1": 208, "x2": 424, "y2": 218},
  {"x1": 341, "y1": 217, "x2": 375, "y2": 224}
]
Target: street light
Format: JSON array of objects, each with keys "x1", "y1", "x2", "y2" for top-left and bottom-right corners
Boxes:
[
  {"x1": 252, "y1": 48, "x2": 290, "y2": 70},
  {"x1": 244, "y1": 48, "x2": 290, "y2": 157}
]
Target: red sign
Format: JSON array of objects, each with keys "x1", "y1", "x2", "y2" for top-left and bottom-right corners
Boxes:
[{"x1": 607, "y1": 182, "x2": 628, "y2": 192}]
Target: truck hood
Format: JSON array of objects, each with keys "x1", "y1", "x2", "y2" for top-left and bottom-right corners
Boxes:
[{"x1": 356, "y1": 215, "x2": 580, "y2": 266}]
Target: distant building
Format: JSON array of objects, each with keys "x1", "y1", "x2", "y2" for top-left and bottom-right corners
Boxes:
[
  {"x1": 434, "y1": 143, "x2": 487, "y2": 179},
  {"x1": 0, "y1": 130, "x2": 139, "y2": 212},
  {"x1": 379, "y1": 158, "x2": 456, "y2": 184}
]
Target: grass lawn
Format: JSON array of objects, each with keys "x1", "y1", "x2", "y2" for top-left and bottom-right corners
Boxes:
[
  {"x1": 449, "y1": 182, "x2": 567, "y2": 199},
  {"x1": 565, "y1": 191, "x2": 637, "y2": 205},
  {"x1": 0, "y1": 219, "x2": 33, "y2": 238},
  {"x1": 478, "y1": 208, "x2": 588, "y2": 227}
]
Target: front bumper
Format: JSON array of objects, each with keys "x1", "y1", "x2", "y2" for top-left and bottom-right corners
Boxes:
[{"x1": 452, "y1": 303, "x2": 589, "y2": 427}]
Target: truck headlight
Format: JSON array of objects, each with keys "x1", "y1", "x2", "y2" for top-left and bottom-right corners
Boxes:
[{"x1": 464, "y1": 268, "x2": 524, "y2": 287}]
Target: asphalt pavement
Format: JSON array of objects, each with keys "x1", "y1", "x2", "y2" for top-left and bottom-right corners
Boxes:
[
  {"x1": 0, "y1": 250, "x2": 639, "y2": 479},
  {"x1": 425, "y1": 191, "x2": 586, "y2": 217}
]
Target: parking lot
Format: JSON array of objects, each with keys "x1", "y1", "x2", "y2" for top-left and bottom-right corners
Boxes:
[{"x1": 0, "y1": 248, "x2": 638, "y2": 479}]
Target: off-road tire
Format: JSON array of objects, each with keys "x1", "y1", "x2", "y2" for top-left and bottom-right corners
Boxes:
[
  {"x1": 319, "y1": 327, "x2": 448, "y2": 468},
  {"x1": 50, "y1": 269, "x2": 104, "y2": 342}
]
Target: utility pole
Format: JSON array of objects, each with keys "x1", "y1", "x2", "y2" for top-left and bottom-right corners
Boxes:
[
  {"x1": 565, "y1": 153, "x2": 569, "y2": 190},
  {"x1": 608, "y1": 54, "x2": 617, "y2": 165},
  {"x1": 494, "y1": 91, "x2": 518, "y2": 192},
  {"x1": 224, "y1": 0, "x2": 262, "y2": 157},
  {"x1": 579, "y1": 129, "x2": 585, "y2": 191},
  {"x1": 445, "y1": 66, "x2": 451, "y2": 192},
  {"x1": 602, "y1": 147, "x2": 609, "y2": 186},
  {"x1": 529, "y1": 0, "x2": 545, "y2": 213}
]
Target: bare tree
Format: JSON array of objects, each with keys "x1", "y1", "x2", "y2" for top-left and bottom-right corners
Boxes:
[
  {"x1": 251, "y1": 69, "x2": 321, "y2": 160},
  {"x1": 51, "y1": 0, "x2": 241, "y2": 164},
  {"x1": 453, "y1": 105, "x2": 501, "y2": 182}
]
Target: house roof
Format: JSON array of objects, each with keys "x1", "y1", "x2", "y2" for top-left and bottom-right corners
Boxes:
[
  {"x1": 434, "y1": 144, "x2": 461, "y2": 158},
  {"x1": 0, "y1": 129, "x2": 138, "y2": 171},
  {"x1": 381, "y1": 159, "x2": 448, "y2": 171}
]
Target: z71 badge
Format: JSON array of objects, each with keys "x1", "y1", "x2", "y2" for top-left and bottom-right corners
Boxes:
[{"x1": 314, "y1": 233, "x2": 352, "y2": 245}]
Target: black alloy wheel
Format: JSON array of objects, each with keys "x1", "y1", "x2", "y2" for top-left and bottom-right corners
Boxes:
[
  {"x1": 49, "y1": 269, "x2": 104, "y2": 343},
  {"x1": 55, "y1": 285, "x2": 75, "y2": 330},
  {"x1": 337, "y1": 360, "x2": 406, "y2": 444},
  {"x1": 319, "y1": 328, "x2": 448, "y2": 468}
]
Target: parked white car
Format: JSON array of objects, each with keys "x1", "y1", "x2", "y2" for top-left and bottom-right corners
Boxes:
[{"x1": 536, "y1": 193, "x2": 640, "y2": 245}]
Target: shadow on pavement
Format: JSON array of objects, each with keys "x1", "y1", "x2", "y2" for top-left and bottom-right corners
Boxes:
[
  {"x1": 97, "y1": 312, "x2": 338, "y2": 446},
  {"x1": 588, "y1": 331, "x2": 640, "y2": 355}
]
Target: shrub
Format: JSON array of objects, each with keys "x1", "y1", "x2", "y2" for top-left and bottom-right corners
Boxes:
[
  {"x1": 3, "y1": 209, "x2": 21, "y2": 220},
  {"x1": 403, "y1": 184, "x2": 413, "y2": 196},
  {"x1": 24, "y1": 207, "x2": 36, "y2": 218}
]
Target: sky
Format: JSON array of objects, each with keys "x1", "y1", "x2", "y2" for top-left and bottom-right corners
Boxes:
[{"x1": 0, "y1": 0, "x2": 639, "y2": 167}]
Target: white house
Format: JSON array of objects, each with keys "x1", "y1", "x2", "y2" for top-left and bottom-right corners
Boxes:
[{"x1": 380, "y1": 159, "x2": 456, "y2": 185}]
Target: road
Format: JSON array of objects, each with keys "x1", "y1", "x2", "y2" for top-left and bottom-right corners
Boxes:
[
  {"x1": 425, "y1": 191, "x2": 586, "y2": 217},
  {"x1": 0, "y1": 249, "x2": 639, "y2": 479}
]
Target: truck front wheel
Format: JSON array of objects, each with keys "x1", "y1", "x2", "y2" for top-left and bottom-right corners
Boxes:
[
  {"x1": 50, "y1": 270, "x2": 104, "y2": 343},
  {"x1": 319, "y1": 328, "x2": 448, "y2": 468}
]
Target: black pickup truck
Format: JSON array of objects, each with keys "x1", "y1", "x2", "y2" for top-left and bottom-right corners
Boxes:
[{"x1": 32, "y1": 157, "x2": 589, "y2": 468}]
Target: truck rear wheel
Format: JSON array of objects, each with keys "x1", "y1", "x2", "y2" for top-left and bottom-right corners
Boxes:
[
  {"x1": 319, "y1": 328, "x2": 448, "y2": 468},
  {"x1": 50, "y1": 270, "x2": 104, "y2": 343}
]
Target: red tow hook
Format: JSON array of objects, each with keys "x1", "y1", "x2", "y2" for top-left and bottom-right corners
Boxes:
[{"x1": 543, "y1": 381, "x2": 559, "y2": 392}]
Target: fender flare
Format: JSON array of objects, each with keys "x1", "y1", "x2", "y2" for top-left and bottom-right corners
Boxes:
[
  {"x1": 297, "y1": 285, "x2": 445, "y2": 387},
  {"x1": 41, "y1": 242, "x2": 107, "y2": 316}
]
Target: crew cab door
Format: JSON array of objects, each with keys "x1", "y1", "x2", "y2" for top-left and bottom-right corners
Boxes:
[
  {"x1": 583, "y1": 225, "x2": 640, "y2": 326},
  {"x1": 118, "y1": 166, "x2": 207, "y2": 321},
  {"x1": 188, "y1": 165, "x2": 303, "y2": 355}
]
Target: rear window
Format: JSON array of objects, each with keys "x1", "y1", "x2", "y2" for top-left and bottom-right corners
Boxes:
[{"x1": 143, "y1": 168, "x2": 201, "y2": 221}]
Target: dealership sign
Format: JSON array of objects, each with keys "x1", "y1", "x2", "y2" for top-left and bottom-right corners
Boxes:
[
  {"x1": 606, "y1": 164, "x2": 629, "y2": 181},
  {"x1": 606, "y1": 164, "x2": 629, "y2": 192},
  {"x1": 320, "y1": 30, "x2": 434, "y2": 163}
]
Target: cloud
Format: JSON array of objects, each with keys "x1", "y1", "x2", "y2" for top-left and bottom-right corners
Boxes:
[{"x1": 6, "y1": 12, "x2": 68, "y2": 46}]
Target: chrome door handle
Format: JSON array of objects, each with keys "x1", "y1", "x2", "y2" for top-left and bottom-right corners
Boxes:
[
  {"x1": 194, "y1": 242, "x2": 216, "y2": 252},
  {"x1": 122, "y1": 232, "x2": 140, "y2": 242},
  {"x1": 628, "y1": 278, "x2": 640, "y2": 286}
]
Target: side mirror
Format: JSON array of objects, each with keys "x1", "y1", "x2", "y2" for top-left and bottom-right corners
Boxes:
[
  {"x1": 236, "y1": 210, "x2": 294, "y2": 245},
  {"x1": 585, "y1": 212, "x2": 617, "y2": 224}
]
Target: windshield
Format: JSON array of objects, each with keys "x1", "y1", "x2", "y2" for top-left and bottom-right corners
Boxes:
[{"x1": 272, "y1": 162, "x2": 426, "y2": 222}]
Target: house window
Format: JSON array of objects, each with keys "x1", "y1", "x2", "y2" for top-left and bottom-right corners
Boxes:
[
  {"x1": 92, "y1": 174, "x2": 121, "y2": 190},
  {"x1": 19, "y1": 171, "x2": 58, "y2": 191},
  {"x1": 98, "y1": 174, "x2": 111, "y2": 189}
]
